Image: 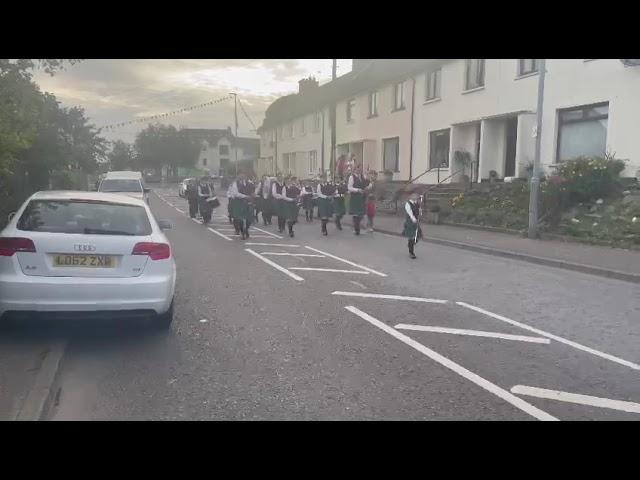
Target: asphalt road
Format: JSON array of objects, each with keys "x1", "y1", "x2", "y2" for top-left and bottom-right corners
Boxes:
[{"x1": 3, "y1": 184, "x2": 639, "y2": 420}]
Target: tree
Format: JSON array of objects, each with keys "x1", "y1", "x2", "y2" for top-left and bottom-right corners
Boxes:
[
  {"x1": 134, "y1": 123, "x2": 200, "y2": 178},
  {"x1": 108, "y1": 140, "x2": 136, "y2": 170}
]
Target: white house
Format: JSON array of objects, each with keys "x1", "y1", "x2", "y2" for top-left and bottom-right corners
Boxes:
[
  {"x1": 186, "y1": 128, "x2": 259, "y2": 176},
  {"x1": 258, "y1": 77, "x2": 332, "y2": 180},
  {"x1": 411, "y1": 59, "x2": 640, "y2": 185}
]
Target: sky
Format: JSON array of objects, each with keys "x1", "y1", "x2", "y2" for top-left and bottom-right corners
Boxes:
[{"x1": 32, "y1": 59, "x2": 353, "y2": 144}]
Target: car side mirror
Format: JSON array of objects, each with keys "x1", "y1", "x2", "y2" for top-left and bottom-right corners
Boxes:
[
  {"x1": 8, "y1": 212, "x2": 16, "y2": 222},
  {"x1": 158, "y1": 219, "x2": 172, "y2": 230}
]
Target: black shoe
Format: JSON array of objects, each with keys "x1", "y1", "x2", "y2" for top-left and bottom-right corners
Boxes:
[
  {"x1": 410, "y1": 253, "x2": 417, "y2": 259},
  {"x1": 322, "y1": 230, "x2": 328, "y2": 236},
  {"x1": 289, "y1": 231, "x2": 295, "y2": 238}
]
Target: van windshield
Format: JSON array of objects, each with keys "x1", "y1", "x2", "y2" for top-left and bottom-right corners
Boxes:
[{"x1": 100, "y1": 179, "x2": 143, "y2": 193}]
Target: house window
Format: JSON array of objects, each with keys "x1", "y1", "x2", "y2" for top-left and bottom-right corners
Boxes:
[
  {"x1": 518, "y1": 59, "x2": 539, "y2": 76},
  {"x1": 383, "y1": 137, "x2": 400, "y2": 172},
  {"x1": 282, "y1": 153, "x2": 290, "y2": 172},
  {"x1": 557, "y1": 102, "x2": 609, "y2": 162},
  {"x1": 309, "y1": 150, "x2": 317, "y2": 174},
  {"x1": 289, "y1": 122, "x2": 294, "y2": 138},
  {"x1": 312, "y1": 112, "x2": 321, "y2": 132},
  {"x1": 465, "y1": 59, "x2": 485, "y2": 90},
  {"x1": 346, "y1": 99, "x2": 356, "y2": 123},
  {"x1": 429, "y1": 129, "x2": 450, "y2": 168},
  {"x1": 393, "y1": 82, "x2": 405, "y2": 110},
  {"x1": 201, "y1": 143, "x2": 207, "y2": 152},
  {"x1": 219, "y1": 144, "x2": 229, "y2": 155},
  {"x1": 300, "y1": 117, "x2": 306, "y2": 135},
  {"x1": 368, "y1": 91, "x2": 378, "y2": 117},
  {"x1": 425, "y1": 69, "x2": 441, "y2": 101},
  {"x1": 202, "y1": 158, "x2": 208, "y2": 166}
]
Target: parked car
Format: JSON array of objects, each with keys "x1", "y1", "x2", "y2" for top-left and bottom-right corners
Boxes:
[
  {"x1": 0, "y1": 191, "x2": 176, "y2": 328},
  {"x1": 99, "y1": 171, "x2": 150, "y2": 204}
]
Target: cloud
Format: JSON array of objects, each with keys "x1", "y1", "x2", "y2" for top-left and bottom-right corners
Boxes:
[{"x1": 32, "y1": 59, "x2": 352, "y2": 143}]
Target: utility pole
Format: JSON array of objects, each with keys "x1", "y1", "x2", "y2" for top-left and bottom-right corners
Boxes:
[
  {"x1": 528, "y1": 59, "x2": 546, "y2": 239},
  {"x1": 330, "y1": 59, "x2": 337, "y2": 181},
  {"x1": 231, "y1": 92, "x2": 239, "y2": 176}
]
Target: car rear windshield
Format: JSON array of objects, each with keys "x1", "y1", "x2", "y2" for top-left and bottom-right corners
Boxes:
[
  {"x1": 99, "y1": 179, "x2": 143, "y2": 193},
  {"x1": 17, "y1": 200, "x2": 152, "y2": 236}
]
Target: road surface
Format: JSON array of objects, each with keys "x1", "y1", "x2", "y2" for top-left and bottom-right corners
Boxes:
[{"x1": 2, "y1": 184, "x2": 639, "y2": 420}]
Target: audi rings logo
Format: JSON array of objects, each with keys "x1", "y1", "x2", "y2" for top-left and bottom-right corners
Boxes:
[{"x1": 74, "y1": 244, "x2": 96, "y2": 252}]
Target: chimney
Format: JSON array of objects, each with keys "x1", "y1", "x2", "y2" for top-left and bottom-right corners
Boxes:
[{"x1": 298, "y1": 76, "x2": 319, "y2": 95}]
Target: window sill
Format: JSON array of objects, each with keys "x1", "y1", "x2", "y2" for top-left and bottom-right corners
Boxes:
[
  {"x1": 462, "y1": 86, "x2": 485, "y2": 95},
  {"x1": 391, "y1": 107, "x2": 406, "y2": 113},
  {"x1": 367, "y1": 114, "x2": 379, "y2": 119},
  {"x1": 515, "y1": 71, "x2": 538, "y2": 80},
  {"x1": 423, "y1": 97, "x2": 441, "y2": 105}
]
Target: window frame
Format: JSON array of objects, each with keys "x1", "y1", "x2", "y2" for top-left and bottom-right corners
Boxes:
[
  {"x1": 393, "y1": 82, "x2": 405, "y2": 111},
  {"x1": 428, "y1": 128, "x2": 451, "y2": 169},
  {"x1": 425, "y1": 69, "x2": 441, "y2": 101},
  {"x1": 300, "y1": 116, "x2": 306, "y2": 135},
  {"x1": 464, "y1": 59, "x2": 485, "y2": 91},
  {"x1": 556, "y1": 102, "x2": 609, "y2": 163},
  {"x1": 518, "y1": 59, "x2": 539, "y2": 76},
  {"x1": 219, "y1": 144, "x2": 230, "y2": 155},
  {"x1": 368, "y1": 91, "x2": 378, "y2": 118},
  {"x1": 382, "y1": 136, "x2": 400, "y2": 173},
  {"x1": 346, "y1": 98, "x2": 356, "y2": 123},
  {"x1": 312, "y1": 112, "x2": 321, "y2": 132},
  {"x1": 308, "y1": 150, "x2": 317, "y2": 175}
]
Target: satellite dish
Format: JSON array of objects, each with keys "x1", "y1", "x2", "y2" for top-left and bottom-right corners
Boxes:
[{"x1": 621, "y1": 59, "x2": 640, "y2": 66}]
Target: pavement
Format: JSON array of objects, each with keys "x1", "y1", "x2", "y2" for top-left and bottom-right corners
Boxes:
[
  {"x1": 373, "y1": 213, "x2": 640, "y2": 283},
  {"x1": 2, "y1": 183, "x2": 639, "y2": 421}
]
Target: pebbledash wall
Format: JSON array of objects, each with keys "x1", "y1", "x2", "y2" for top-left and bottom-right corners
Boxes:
[{"x1": 410, "y1": 59, "x2": 640, "y2": 184}]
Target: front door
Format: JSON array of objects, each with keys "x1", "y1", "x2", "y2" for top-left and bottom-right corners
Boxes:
[{"x1": 505, "y1": 117, "x2": 518, "y2": 178}]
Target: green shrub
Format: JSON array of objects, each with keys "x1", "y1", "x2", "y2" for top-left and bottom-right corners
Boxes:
[{"x1": 554, "y1": 155, "x2": 626, "y2": 203}]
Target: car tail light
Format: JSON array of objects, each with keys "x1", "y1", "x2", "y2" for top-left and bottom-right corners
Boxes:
[
  {"x1": 0, "y1": 237, "x2": 36, "y2": 256},
  {"x1": 132, "y1": 242, "x2": 171, "y2": 260}
]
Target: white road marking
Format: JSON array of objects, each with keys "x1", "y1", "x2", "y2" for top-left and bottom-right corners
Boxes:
[
  {"x1": 245, "y1": 249, "x2": 304, "y2": 282},
  {"x1": 261, "y1": 253, "x2": 325, "y2": 257},
  {"x1": 216, "y1": 229, "x2": 238, "y2": 232},
  {"x1": 290, "y1": 267, "x2": 370, "y2": 274},
  {"x1": 304, "y1": 246, "x2": 387, "y2": 277},
  {"x1": 345, "y1": 306, "x2": 558, "y2": 421},
  {"x1": 511, "y1": 385, "x2": 640, "y2": 414},
  {"x1": 457, "y1": 302, "x2": 640, "y2": 371},
  {"x1": 332, "y1": 291, "x2": 448, "y2": 304},
  {"x1": 191, "y1": 218, "x2": 202, "y2": 224},
  {"x1": 246, "y1": 243, "x2": 300, "y2": 248},
  {"x1": 252, "y1": 226, "x2": 283, "y2": 239},
  {"x1": 175, "y1": 208, "x2": 185, "y2": 214},
  {"x1": 349, "y1": 281, "x2": 367, "y2": 290},
  {"x1": 394, "y1": 324, "x2": 551, "y2": 344},
  {"x1": 207, "y1": 228, "x2": 233, "y2": 241}
]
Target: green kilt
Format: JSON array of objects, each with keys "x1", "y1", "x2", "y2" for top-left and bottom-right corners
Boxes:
[
  {"x1": 317, "y1": 197, "x2": 334, "y2": 218},
  {"x1": 230, "y1": 197, "x2": 252, "y2": 221},
  {"x1": 333, "y1": 196, "x2": 346, "y2": 217},
  {"x1": 275, "y1": 198, "x2": 287, "y2": 218},
  {"x1": 349, "y1": 192, "x2": 365, "y2": 216},
  {"x1": 402, "y1": 218, "x2": 423, "y2": 239},
  {"x1": 284, "y1": 200, "x2": 299, "y2": 222},
  {"x1": 260, "y1": 197, "x2": 273, "y2": 217}
]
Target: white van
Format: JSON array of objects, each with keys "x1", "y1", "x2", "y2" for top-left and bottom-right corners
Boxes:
[{"x1": 99, "y1": 171, "x2": 150, "y2": 204}]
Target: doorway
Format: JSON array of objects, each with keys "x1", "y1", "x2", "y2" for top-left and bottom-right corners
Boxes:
[{"x1": 504, "y1": 117, "x2": 518, "y2": 178}]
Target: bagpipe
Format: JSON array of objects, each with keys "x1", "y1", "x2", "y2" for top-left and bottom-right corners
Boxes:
[{"x1": 205, "y1": 196, "x2": 220, "y2": 208}]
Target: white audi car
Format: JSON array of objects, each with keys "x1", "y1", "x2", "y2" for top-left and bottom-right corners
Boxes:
[{"x1": 0, "y1": 191, "x2": 176, "y2": 328}]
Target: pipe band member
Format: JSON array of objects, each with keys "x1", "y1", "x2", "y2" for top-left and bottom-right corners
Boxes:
[
  {"x1": 333, "y1": 175, "x2": 347, "y2": 230},
  {"x1": 347, "y1": 164, "x2": 370, "y2": 235},
  {"x1": 271, "y1": 173, "x2": 286, "y2": 233},
  {"x1": 255, "y1": 175, "x2": 273, "y2": 226},
  {"x1": 316, "y1": 172, "x2": 335, "y2": 236},
  {"x1": 228, "y1": 169, "x2": 253, "y2": 240},
  {"x1": 302, "y1": 180, "x2": 315, "y2": 222},
  {"x1": 282, "y1": 176, "x2": 301, "y2": 238},
  {"x1": 402, "y1": 193, "x2": 423, "y2": 259}
]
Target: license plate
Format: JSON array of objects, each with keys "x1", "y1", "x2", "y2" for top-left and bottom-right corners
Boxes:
[{"x1": 53, "y1": 254, "x2": 116, "y2": 268}]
